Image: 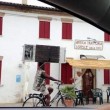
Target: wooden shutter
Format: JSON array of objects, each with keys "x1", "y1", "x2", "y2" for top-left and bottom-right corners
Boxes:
[
  {"x1": 39, "y1": 21, "x2": 45, "y2": 38},
  {"x1": 61, "y1": 63, "x2": 67, "y2": 84},
  {"x1": 45, "y1": 21, "x2": 50, "y2": 38},
  {"x1": 62, "y1": 23, "x2": 72, "y2": 39},
  {"x1": 0, "y1": 61, "x2": 2, "y2": 84},
  {"x1": 67, "y1": 23, "x2": 72, "y2": 39},
  {"x1": 61, "y1": 63, "x2": 72, "y2": 84},
  {"x1": 44, "y1": 63, "x2": 50, "y2": 84},
  {"x1": 104, "y1": 69, "x2": 109, "y2": 84},
  {"x1": 39, "y1": 21, "x2": 50, "y2": 39},
  {"x1": 0, "y1": 17, "x2": 3, "y2": 35},
  {"x1": 104, "y1": 33, "x2": 110, "y2": 41},
  {"x1": 67, "y1": 63, "x2": 72, "y2": 84},
  {"x1": 62, "y1": 23, "x2": 67, "y2": 39}
]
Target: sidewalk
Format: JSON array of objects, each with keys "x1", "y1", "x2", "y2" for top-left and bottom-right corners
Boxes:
[
  {"x1": 76, "y1": 102, "x2": 110, "y2": 109},
  {"x1": 0, "y1": 103, "x2": 22, "y2": 107}
]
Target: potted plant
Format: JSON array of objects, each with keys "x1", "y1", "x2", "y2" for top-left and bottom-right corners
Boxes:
[{"x1": 60, "y1": 85, "x2": 76, "y2": 107}]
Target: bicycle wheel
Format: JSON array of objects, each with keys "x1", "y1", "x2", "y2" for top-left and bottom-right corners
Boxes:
[
  {"x1": 22, "y1": 96, "x2": 45, "y2": 107},
  {"x1": 56, "y1": 96, "x2": 67, "y2": 107}
]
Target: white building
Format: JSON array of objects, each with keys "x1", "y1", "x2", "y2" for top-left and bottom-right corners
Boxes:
[{"x1": 0, "y1": 1, "x2": 109, "y2": 103}]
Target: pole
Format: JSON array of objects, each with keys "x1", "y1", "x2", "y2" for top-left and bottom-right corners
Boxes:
[
  {"x1": 22, "y1": 62, "x2": 30, "y2": 101},
  {"x1": 73, "y1": 67, "x2": 76, "y2": 88}
]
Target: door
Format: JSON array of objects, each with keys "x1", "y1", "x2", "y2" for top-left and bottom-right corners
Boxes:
[{"x1": 82, "y1": 69, "x2": 94, "y2": 97}]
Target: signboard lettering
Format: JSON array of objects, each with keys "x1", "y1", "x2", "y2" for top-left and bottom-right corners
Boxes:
[{"x1": 74, "y1": 40, "x2": 103, "y2": 50}]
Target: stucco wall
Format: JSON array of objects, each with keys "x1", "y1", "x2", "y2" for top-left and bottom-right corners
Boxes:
[{"x1": 0, "y1": 9, "x2": 109, "y2": 103}]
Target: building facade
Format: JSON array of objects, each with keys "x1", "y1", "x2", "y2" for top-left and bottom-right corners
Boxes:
[{"x1": 0, "y1": 2, "x2": 109, "y2": 103}]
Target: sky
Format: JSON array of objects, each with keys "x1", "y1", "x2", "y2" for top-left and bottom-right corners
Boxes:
[{"x1": 0, "y1": 0, "x2": 52, "y2": 7}]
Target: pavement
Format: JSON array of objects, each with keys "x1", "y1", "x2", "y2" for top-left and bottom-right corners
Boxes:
[{"x1": 0, "y1": 101, "x2": 109, "y2": 109}]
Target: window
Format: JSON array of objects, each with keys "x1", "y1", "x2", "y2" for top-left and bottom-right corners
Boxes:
[
  {"x1": 39, "y1": 21, "x2": 50, "y2": 39},
  {"x1": 37, "y1": 62, "x2": 50, "y2": 84},
  {"x1": 104, "y1": 33, "x2": 110, "y2": 41},
  {"x1": 61, "y1": 63, "x2": 72, "y2": 84},
  {"x1": 104, "y1": 69, "x2": 110, "y2": 84},
  {"x1": 0, "y1": 17, "x2": 3, "y2": 35},
  {"x1": 62, "y1": 22, "x2": 72, "y2": 39}
]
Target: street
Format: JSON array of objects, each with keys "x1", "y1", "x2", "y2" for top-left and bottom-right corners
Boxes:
[
  {"x1": 0, "y1": 108, "x2": 95, "y2": 110},
  {"x1": 0, "y1": 103, "x2": 96, "y2": 110},
  {"x1": 0, "y1": 102, "x2": 108, "y2": 110}
]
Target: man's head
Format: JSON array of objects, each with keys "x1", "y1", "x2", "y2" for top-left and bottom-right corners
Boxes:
[{"x1": 38, "y1": 62, "x2": 44, "y2": 70}]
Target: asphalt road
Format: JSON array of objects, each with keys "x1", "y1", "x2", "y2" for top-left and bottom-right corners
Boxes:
[{"x1": 0, "y1": 102, "x2": 104, "y2": 110}]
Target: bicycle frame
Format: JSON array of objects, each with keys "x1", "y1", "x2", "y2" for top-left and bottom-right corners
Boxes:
[
  {"x1": 40, "y1": 82, "x2": 64, "y2": 106},
  {"x1": 50, "y1": 90, "x2": 63, "y2": 104},
  {"x1": 23, "y1": 82, "x2": 64, "y2": 107}
]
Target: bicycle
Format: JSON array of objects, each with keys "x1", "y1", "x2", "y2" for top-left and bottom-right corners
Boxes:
[{"x1": 22, "y1": 82, "x2": 67, "y2": 107}]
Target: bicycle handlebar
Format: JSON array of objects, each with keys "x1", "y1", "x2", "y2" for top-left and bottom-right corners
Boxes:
[{"x1": 54, "y1": 81, "x2": 62, "y2": 90}]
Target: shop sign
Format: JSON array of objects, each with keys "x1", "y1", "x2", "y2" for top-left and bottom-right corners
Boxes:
[
  {"x1": 16, "y1": 75, "x2": 21, "y2": 83},
  {"x1": 74, "y1": 40, "x2": 103, "y2": 50}
]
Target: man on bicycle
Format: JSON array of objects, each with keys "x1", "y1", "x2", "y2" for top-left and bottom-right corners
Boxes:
[{"x1": 33, "y1": 62, "x2": 62, "y2": 106}]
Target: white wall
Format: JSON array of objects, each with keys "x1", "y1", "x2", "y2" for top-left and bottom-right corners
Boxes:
[{"x1": 0, "y1": 9, "x2": 109, "y2": 103}]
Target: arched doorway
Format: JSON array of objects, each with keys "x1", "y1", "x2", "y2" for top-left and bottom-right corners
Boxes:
[{"x1": 82, "y1": 69, "x2": 94, "y2": 97}]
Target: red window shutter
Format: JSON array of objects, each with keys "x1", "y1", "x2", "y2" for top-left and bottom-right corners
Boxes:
[
  {"x1": 44, "y1": 63, "x2": 50, "y2": 84},
  {"x1": 62, "y1": 23, "x2": 72, "y2": 39},
  {"x1": 67, "y1": 63, "x2": 72, "y2": 84},
  {"x1": 104, "y1": 33, "x2": 109, "y2": 41},
  {"x1": 104, "y1": 69, "x2": 109, "y2": 84},
  {"x1": 39, "y1": 21, "x2": 50, "y2": 39},
  {"x1": 39, "y1": 21, "x2": 45, "y2": 38},
  {"x1": 45, "y1": 21, "x2": 50, "y2": 38},
  {"x1": 62, "y1": 23, "x2": 67, "y2": 39},
  {"x1": 0, "y1": 17, "x2": 3, "y2": 35},
  {"x1": 109, "y1": 34, "x2": 110, "y2": 41},
  {"x1": 61, "y1": 63, "x2": 72, "y2": 84},
  {"x1": 0, "y1": 61, "x2": 2, "y2": 84},
  {"x1": 67, "y1": 23, "x2": 72, "y2": 39},
  {"x1": 61, "y1": 64, "x2": 67, "y2": 84}
]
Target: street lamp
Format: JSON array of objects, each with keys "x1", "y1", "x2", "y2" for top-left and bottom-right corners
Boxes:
[{"x1": 87, "y1": 37, "x2": 97, "y2": 43}]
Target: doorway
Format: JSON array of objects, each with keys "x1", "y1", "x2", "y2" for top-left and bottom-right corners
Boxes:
[{"x1": 82, "y1": 69, "x2": 96, "y2": 97}]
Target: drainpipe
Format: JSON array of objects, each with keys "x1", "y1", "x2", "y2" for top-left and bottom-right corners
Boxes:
[
  {"x1": 73, "y1": 68, "x2": 76, "y2": 88},
  {"x1": 22, "y1": 62, "x2": 30, "y2": 101}
]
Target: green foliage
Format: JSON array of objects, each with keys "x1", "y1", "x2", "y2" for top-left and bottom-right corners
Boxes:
[{"x1": 60, "y1": 86, "x2": 76, "y2": 99}]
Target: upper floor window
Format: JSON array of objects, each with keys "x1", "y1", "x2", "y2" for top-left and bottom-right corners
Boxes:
[
  {"x1": 39, "y1": 20, "x2": 50, "y2": 39},
  {"x1": 38, "y1": 16, "x2": 52, "y2": 39},
  {"x1": 62, "y1": 18, "x2": 73, "y2": 40},
  {"x1": 0, "y1": 17, "x2": 3, "y2": 35},
  {"x1": 104, "y1": 33, "x2": 110, "y2": 42},
  {"x1": 0, "y1": 13, "x2": 5, "y2": 36},
  {"x1": 104, "y1": 69, "x2": 110, "y2": 84},
  {"x1": 62, "y1": 22, "x2": 72, "y2": 40}
]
